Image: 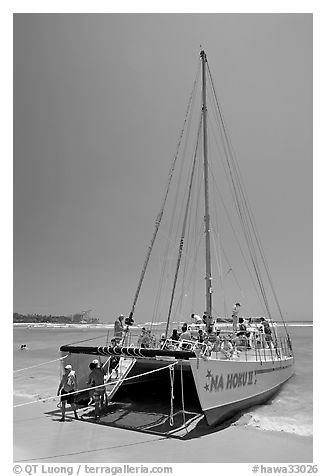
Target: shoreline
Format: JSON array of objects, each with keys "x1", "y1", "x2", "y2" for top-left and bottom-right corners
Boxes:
[
  {"x1": 13, "y1": 322, "x2": 313, "y2": 329},
  {"x1": 13, "y1": 322, "x2": 114, "y2": 329}
]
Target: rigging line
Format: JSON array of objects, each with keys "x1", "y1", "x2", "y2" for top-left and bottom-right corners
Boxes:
[
  {"x1": 66, "y1": 334, "x2": 110, "y2": 346},
  {"x1": 129, "y1": 63, "x2": 200, "y2": 322},
  {"x1": 207, "y1": 70, "x2": 256, "y2": 243},
  {"x1": 173, "y1": 117, "x2": 204, "y2": 321},
  {"x1": 180, "y1": 141, "x2": 203, "y2": 316},
  {"x1": 165, "y1": 120, "x2": 201, "y2": 337},
  {"x1": 14, "y1": 355, "x2": 68, "y2": 373},
  {"x1": 207, "y1": 128, "x2": 266, "y2": 312},
  {"x1": 208, "y1": 77, "x2": 266, "y2": 275},
  {"x1": 171, "y1": 138, "x2": 206, "y2": 322},
  {"x1": 180, "y1": 360, "x2": 188, "y2": 433},
  {"x1": 207, "y1": 64, "x2": 287, "y2": 327},
  {"x1": 170, "y1": 220, "x2": 205, "y2": 322},
  {"x1": 218, "y1": 244, "x2": 256, "y2": 315},
  {"x1": 172, "y1": 223, "x2": 205, "y2": 321},
  {"x1": 153, "y1": 112, "x2": 202, "y2": 328},
  {"x1": 14, "y1": 362, "x2": 178, "y2": 409},
  {"x1": 178, "y1": 147, "x2": 199, "y2": 316},
  {"x1": 207, "y1": 65, "x2": 272, "y2": 318},
  {"x1": 210, "y1": 229, "x2": 227, "y2": 317},
  {"x1": 151, "y1": 68, "x2": 200, "y2": 326},
  {"x1": 169, "y1": 365, "x2": 175, "y2": 426}
]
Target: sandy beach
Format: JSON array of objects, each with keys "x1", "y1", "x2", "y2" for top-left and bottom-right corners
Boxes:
[
  {"x1": 13, "y1": 399, "x2": 313, "y2": 464},
  {"x1": 12, "y1": 325, "x2": 314, "y2": 464}
]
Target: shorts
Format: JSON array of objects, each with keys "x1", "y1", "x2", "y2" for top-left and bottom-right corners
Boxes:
[
  {"x1": 93, "y1": 388, "x2": 105, "y2": 403},
  {"x1": 60, "y1": 389, "x2": 75, "y2": 404}
]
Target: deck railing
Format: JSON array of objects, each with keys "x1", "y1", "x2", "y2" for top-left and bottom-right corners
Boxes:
[{"x1": 105, "y1": 328, "x2": 293, "y2": 362}]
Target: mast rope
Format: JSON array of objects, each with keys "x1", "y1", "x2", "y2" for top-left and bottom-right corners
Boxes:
[
  {"x1": 210, "y1": 176, "x2": 264, "y2": 314},
  {"x1": 170, "y1": 222, "x2": 204, "y2": 323},
  {"x1": 207, "y1": 64, "x2": 269, "y2": 308},
  {"x1": 129, "y1": 63, "x2": 200, "y2": 324},
  {"x1": 151, "y1": 71, "x2": 200, "y2": 328},
  {"x1": 169, "y1": 365, "x2": 175, "y2": 426},
  {"x1": 67, "y1": 334, "x2": 110, "y2": 346},
  {"x1": 180, "y1": 360, "x2": 188, "y2": 433},
  {"x1": 165, "y1": 118, "x2": 202, "y2": 336},
  {"x1": 13, "y1": 361, "x2": 177, "y2": 408},
  {"x1": 208, "y1": 116, "x2": 266, "y2": 312},
  {"x1": 207, "y1": 61, "x2": 289, "y2": 337},
  {"x1": 14, "y1": 355, "x2": 68, "y2": 373}
]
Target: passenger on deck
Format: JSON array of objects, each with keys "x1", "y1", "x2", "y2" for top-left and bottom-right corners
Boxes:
[
  {"x1": 137, "y1": 327, "x2": 146, "y2": 347},
  {"x1": 170, "y1": 329, "x2": 180, "y2": 341},
  {"x1": 179, "y1": 323, "x2": 191, "y2": 341},
  {"x1": 114, "y1": 314, "x2": 127, "y2": 343},
  {"x1": 160, "y1": 333, "x2": 166, "y2": 349},
  {"x1": 87, "y1": 360, "x2": 107, "y2": 421},
  {"x1": 232, "y1": 302, "x2": 241, "y2": 332},
  {"x1": 237, "y1": 317, "x2": 247, "y2": 335},
  {"x1": 233, "y1": 333, "x2": 248, "y2": 350},
  {"x1": 260, "y1": 317, "x2": 273, "y2": 349},
  {"x1": 204, "y1": 326, "x2": 213, "y2": 343},
  {"x1": 197, "y1": 329, "x2": 205, "y2": 343},
  {"x1": 150, "y1": 332, "x2": 157, "y2": 347},
  {"x1": 191, "y1": 313, "x2": 203, "y2": 323},
  {"x1": 220, "y1": 335, "x2": 234, "y2": 359},
  {"x1": 177, "y1": 324, "x2": 192, "y2": 350},
  {"x1": 57, "y1": 364, "x2": 78, "y2": 422},
  {"x1": 141, "y1": 330, "x2": 152, "y2": 348},
  {"x1": 214, "y1": 331, "x2": 222, "y2": 351},
  {"x1": 204, "y1": 327, "x2": 219, "y2": 354}
]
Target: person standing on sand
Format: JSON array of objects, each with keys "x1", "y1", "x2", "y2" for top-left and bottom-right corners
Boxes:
[
  {"x1": 87, "y1": 360, "x2": 107, "y2": 421},
  {"x1": 57, "y1": 364, "x2": 78, "y2": 421}
]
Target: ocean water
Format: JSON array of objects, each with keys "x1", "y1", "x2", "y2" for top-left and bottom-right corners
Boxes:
[
  {"x1": 235, "y1": 325, "x2": 313, "y2": 437},
  {"x1": 13, "y1": 323, "x2": 313, "y2": 437}
]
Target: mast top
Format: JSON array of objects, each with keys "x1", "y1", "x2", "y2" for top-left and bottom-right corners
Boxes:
[{"x1": 200, "y1": 50, "x2": 207, "y2": 61}]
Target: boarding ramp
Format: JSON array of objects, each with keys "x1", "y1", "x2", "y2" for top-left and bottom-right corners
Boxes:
[{"x1": 105, "y1": 357, "x2": 136, "y2": 401}]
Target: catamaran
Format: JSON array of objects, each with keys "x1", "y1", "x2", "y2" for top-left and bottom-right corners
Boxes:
[{"x1": 60, "y1": 50, "x2": 294, "y2": 430}]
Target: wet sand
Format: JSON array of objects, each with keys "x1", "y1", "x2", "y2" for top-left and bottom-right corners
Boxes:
[{"x1": 13, "y1": 400, "x2": 313, "y2": 463}]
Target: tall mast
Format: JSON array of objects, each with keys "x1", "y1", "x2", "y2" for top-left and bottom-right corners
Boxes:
[{"x1": 200, "y1": 50, "x2": 213, "y2": 325}]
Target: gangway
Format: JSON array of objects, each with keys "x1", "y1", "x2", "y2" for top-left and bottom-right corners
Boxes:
[{"x1": 105, "y1": 357, "x2": 136, "y2": 401}]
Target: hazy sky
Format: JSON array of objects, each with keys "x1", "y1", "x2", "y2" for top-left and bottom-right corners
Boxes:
[{"x1": 13, "y1": 13, "x2": 312, "y2": 322}]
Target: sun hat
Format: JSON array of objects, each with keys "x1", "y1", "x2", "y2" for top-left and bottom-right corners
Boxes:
[{"x1": 64, "y1": 364, "x2": 72, "y2": 370}]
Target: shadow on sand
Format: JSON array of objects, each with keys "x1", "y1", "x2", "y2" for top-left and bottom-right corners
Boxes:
[{"x1": 45, "y1": 398, "x2": 248, "y2": 440}]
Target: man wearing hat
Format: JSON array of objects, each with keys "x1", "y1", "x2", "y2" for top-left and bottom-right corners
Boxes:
[
  {"x1": 114, "y1": 314, "x2": 126, "y2": 342},
  {"x1": 57, "y1": 364, "x2": 78, "y2": 421},
  {"x1": 87, "y1": 359, "x2": 107, "y2": 420}
]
